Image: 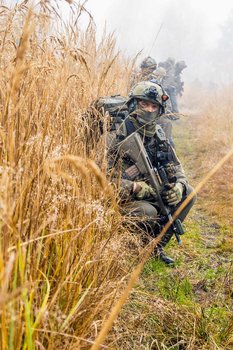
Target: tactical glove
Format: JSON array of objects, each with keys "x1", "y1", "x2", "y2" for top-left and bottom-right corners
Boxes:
[
  {"x1": 133, "y1": 181, "x2": 156, "y2": 200},
  {"x1": 162, "y1": 182, "x2": 183, "y2": 206}
]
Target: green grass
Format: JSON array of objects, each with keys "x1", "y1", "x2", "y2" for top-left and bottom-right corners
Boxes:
[{"x1": 111, "y1": 111, "x2": 233, "y2": 349}]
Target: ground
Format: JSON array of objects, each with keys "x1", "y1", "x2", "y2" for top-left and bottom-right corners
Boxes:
[{"x1": 112, "y1": 112, "x2": 233, "y2": 350}]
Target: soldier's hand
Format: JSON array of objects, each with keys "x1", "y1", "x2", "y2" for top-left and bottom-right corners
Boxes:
[
  {"x1": 132, "y1": 181, "x2": 156, "y2": 200},
  {"x1": 162, "y1": 182, "x2": 183, "y2": 206}
]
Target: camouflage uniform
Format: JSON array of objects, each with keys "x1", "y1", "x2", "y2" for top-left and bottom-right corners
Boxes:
[
  {"x1": 107, "y1": 123, "x2": 195, "y2": 224},
  {"x1": 159, "y1": 58, "x2": 178, "y2": 113},
  {"x1": 149, "y1": 67, "x2": 176, "y2": 147},
  {"x1": 131, "y1": 56, "x2": 157, "y2": 87},
  {"x1": 174, "y1": 60, "x2": 187, "y2": 97},
  {"x1": 150, "y1": 67, "x2": 167, "y2": 85},
  {"x1": 106, "y1": 81, "x2": 196, "y2": 264}
]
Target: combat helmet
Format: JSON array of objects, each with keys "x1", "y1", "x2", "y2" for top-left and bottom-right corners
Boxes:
[
  {"x1": 154, "y1": 67, "x2": 167, "y2": 77},
  {"x1": 128, "y1": 81, "x2": 169, "y2": 115},
  {"x1": 175, "y1": 60, "x2": 187, "y2": 70},
  {"x1": 140, "y1": 56, "x2": 157, "y2": 70}
]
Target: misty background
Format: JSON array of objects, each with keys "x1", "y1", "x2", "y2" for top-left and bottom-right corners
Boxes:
[
  {"x1": 82, "y1": 0, "x2": 233, "y2": 86},
  {"x1": 5, "y1": 0, "x2": 233, "y2": 86}
]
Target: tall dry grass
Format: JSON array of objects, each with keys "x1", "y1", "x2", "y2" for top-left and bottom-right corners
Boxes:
[
  {"x1": 1, "y1": 1, "x2": 233, "y2": 350},
  {"x1": 0, "y1": 2, "x2": 138, "y2": 349}
]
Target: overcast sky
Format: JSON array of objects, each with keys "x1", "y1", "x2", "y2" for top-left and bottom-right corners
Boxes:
[
  {"x1": 85, "y1": 0, "x2": 232, "y2": 50},
  {"x1": 6, "y1": 0, "x2": 233, "y2": 83},
  {"x1": 81, "y1": 0, "x2": 233, "y2": 83}
]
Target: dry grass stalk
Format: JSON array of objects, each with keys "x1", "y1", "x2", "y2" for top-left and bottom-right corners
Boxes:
[
  {"x1": 0, "y1": 1, "x2": 133, "y2": 349},
  {"x1": 0, "y1": 1, "x2": 232, "y2": 349}
]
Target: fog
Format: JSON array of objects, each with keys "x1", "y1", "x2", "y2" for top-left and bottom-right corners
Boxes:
[
  {"x1": 5, "y1": 0, "x2": 233, "y2": 85},
  {"x1": 83, "y1": 0, "x2": 233, "y2": 85}
]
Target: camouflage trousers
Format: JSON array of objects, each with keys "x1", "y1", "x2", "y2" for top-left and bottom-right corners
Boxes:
[{"x1": 122, "y1": 185, "x2": 197, "y2": 248}]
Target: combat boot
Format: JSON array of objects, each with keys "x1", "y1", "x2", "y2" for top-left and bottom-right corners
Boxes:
[
  {"x1": 154, "y1": 229, "x2": 175, "y2": 265},
  {"x1": 155, "y1": 248, "x2": 175, "y2": 265}
]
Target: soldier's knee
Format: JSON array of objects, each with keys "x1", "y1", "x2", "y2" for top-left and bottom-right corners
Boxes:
[
  {"x1": 141, "y1": 201, "x2": 158, "y2": 219},
  {"x1": 125, "y1": 200, "x2": 158, "y2": 220}
]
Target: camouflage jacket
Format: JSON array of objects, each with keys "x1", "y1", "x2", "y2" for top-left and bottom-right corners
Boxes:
[{"x1": 106, "y1": 120, "x2": 188, "y2": 201}]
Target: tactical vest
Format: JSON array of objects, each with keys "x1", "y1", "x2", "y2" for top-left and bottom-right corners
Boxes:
[{"x1": 117, "y1": 119, "x2": 178, "y2": 182}]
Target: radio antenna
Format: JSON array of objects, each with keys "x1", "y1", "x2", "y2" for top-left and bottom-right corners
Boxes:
[{"x1": 148, "y1": 22, "x2": 164, "y2": 56}]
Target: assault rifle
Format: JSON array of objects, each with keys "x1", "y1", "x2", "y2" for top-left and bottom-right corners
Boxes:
[{"x1": 120, "y1": 131, "x2": 184, "y2": 244}]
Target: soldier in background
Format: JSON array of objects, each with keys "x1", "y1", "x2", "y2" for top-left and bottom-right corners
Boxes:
[
  {"x1": 158, "y1": 57, "x2": 178, "y2": 113},
  {"x1": 140, "y1": 56, "x2": 157, "y2": 79},
  {"x1": 158, "y1": 57, "x2": 175, "y2": 71},
  {"x1": 150, "y1": 66, "x2": 167, "y2": 85},
  {"x1": 174, "y1": 60, "x2": 187, "y2": 97},
  {"x1": 150, "y1": 64, "x2": 176, "y2": 146},
  {"x1": 131, "y1": 56, "x2": 157, "y2": 87}
]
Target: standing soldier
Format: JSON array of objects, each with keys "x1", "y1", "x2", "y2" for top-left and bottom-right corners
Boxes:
[
  {"x1": 158, "y1": 57, "x2": 178, "y2": 113},
  {"x1": 150, "y1": 66, "x2": 176, "y2": 146},
  {"x1": 150, "y1": 66, "x2": 167, "y2": 85},
  {"x1": 131, "y1": 56, "x2": 157, "y2": 87},
  {"x1": 140, "y1": 56, "x2": 157, "y2": 80},
  {"x1": 174, "y1": 60, "x2": 187, "y2": 97}
]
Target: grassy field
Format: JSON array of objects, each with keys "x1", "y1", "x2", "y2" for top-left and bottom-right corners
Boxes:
[
  {"x1": 0, "y1": 2, "x2": 232, "y2": 349},
  {"x1": 111, "y1": 96, "x2": 233, "y2": 349}
]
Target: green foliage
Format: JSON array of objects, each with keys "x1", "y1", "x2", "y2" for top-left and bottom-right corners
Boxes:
[{"x1": 143, "y1": 261, "x2": 194, "y2": 306}]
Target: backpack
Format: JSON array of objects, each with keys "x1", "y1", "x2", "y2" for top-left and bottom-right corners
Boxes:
[{"x1": 84, "y1": 95, "x2": 128, "y2": 139}]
